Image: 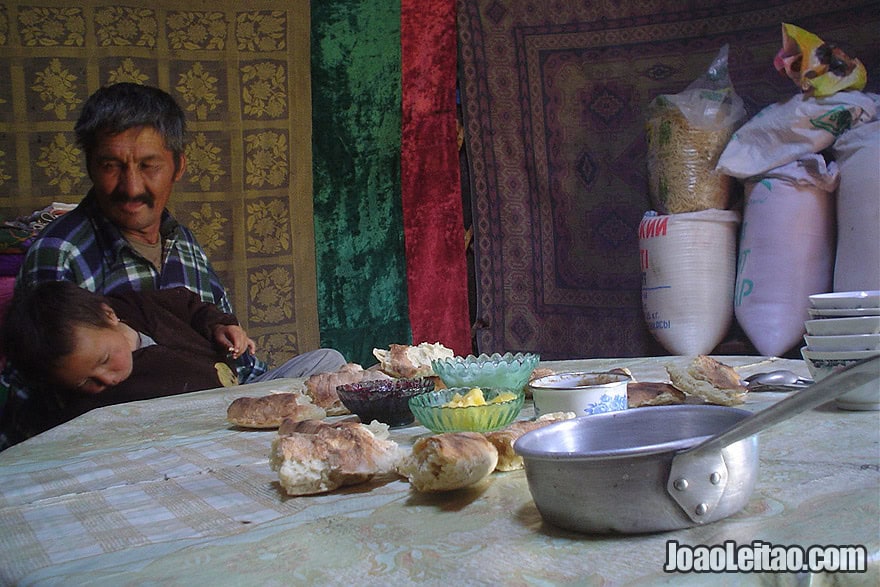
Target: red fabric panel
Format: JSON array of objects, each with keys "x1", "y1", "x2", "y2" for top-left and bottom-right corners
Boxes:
[{"x1": 400, "y1": 0, "x2": 472, "y2": 355}]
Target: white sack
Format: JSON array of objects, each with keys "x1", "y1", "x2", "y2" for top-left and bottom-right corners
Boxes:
[
  {"x1": 716, "y1": 91, "x2": 876, "y2": 179},
  {"x1": 640, "y1": 209, "x2": 740, "y2": 355},
  {"x1": 735, "y1": 156, "x2": 838, "y2": 357},
  {"x1": 831, "y1": 119, "x2": 880, "y2": 291}
]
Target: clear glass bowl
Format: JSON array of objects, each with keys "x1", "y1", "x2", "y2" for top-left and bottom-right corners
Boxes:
[
  {"x1": 336, "y1": 378, "x2": 434, "y2": 427},
  {"x1": 408, "y1": 387, "x2": 525, "y2": 433},
  {"x1": 431, "y1": 352, "x2": 540, "y2": 391}
]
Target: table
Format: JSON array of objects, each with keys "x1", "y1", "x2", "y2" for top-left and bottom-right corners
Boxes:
[{"x1": 1, "y1": 356, "x2": 877, "y2": 586}]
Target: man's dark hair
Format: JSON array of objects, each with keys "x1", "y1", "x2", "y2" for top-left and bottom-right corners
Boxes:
[
  {"x1": 1, "y1": 281, "x2": 111, "y2": 387},
  {"x1": 74, "y1": 82, "x2": 187, "y2": 170}
]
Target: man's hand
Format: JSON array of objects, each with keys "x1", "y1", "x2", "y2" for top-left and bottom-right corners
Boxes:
[{"x1": 212, "y1": 324, "x2": 256, "y2": 359}]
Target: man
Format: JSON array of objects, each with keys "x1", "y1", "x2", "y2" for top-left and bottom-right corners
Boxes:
[{"x1": 2, "y1": 84, "x2": 344, "y2": 446}]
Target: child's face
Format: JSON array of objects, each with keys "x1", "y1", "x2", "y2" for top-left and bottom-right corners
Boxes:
[{"x1": 56, "y1": 323, "x2": 134, "y2": 393}]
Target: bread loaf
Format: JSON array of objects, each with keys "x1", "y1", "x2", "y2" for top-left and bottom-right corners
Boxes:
[
  {"x1": 528, "y1": 367, "x2": 555, "y2": 382},
  {"x1": 484, "y1": 412, "x2": 576, "y2": 471},
  {"x1": 227, "y1": 392, "x2": 325, "y2": 428},
  {"x1": 627, "y1": 382, "x2": 686, "y2": 408},
  {"x1": 270, "y1": 419, "x2": 401, "y2": 496},
  {"x1": 526, "y1": 367, "x2": 555, "y2": 397},
  {"x1": 278, "y1": 416, "x2": 358, "y2": 436},
  {"x1": 397, "y1": 432, "x2": 498, "y2": 492},
  {"x1": 304, "y1": 363, "x2": 392, "y2": 415},
  {"x1": 666, "y1": 355, "x2": 747, "y2": 406},
  {"x1": 372, "y1": 342, "x2": 454, "y2": 378}
]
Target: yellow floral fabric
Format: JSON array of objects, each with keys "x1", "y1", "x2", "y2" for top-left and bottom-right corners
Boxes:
[{"x1": 0, "y1": 1, "x2": 317, "y2": 367}]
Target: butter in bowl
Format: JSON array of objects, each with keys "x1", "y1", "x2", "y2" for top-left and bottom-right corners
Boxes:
[{"x1": 408, "y1": 386, "x2": 524, "y2": 433}]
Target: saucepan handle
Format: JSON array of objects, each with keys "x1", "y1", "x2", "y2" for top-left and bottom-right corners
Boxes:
[
  {"x1": 666, "y1": 355, "x2": 878, "y2": 524},
  {"x1": 681, "y1": 355, "x2": 879, "y2": 459}
]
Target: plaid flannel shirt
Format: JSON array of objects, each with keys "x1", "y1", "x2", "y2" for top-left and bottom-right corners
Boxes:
[{"x1": 13, "y1": 192, "x2": 268, "y2": 382}]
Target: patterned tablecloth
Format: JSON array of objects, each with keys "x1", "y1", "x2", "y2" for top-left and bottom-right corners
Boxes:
[{"x1": 0, "y1": 356, "x2": 877, "y2": 586}]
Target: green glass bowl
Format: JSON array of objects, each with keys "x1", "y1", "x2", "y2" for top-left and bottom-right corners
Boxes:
[
  {"x1": 408, "y1": 387, "x2": 525, "y2": 433},
  {"x1": 431, "y1": 352, "x2": 540, "y2": 391}
]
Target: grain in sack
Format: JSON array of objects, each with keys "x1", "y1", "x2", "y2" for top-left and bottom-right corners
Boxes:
[
  {"x1": 639, "y1": 209, "x2": 740, "y2": 355},
  {"x1": 734, "y1": 156, "x2": 838, "y2": 357},
  {"x1": 646, "y1": 45, "x2": 745, "y2": 213}
]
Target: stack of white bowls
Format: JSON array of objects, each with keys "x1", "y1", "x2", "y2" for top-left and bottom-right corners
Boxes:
[{"x1": 802, "y1": 290, "x2": 880, "y2": 410}]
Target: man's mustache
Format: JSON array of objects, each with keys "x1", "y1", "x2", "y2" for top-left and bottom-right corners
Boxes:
[{"x1": 110, "y1": 193, "x2": 155, "y2": 208}]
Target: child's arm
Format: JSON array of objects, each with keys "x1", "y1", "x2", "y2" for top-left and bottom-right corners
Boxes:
[
  {"x1": 211, "y1": 324, "x2": 257, "y2": 359},
  {"x1": 141, "y1": 287, "x2": 249, "y2": 353}
]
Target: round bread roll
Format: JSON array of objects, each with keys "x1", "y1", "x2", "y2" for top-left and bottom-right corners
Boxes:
[
  {"x1": 484, "y1": 412, "x2": 575, "y2": 471},
  {"x1": 397, "y1": 432, "x2": 498, "y2": 492}
]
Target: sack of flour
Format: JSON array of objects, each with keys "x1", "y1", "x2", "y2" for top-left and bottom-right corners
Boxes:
[
  {"x1": 831, "y1": 117, "x2": 880, "y2": 291},
  {"x1": 735, "y1": 156, "x2": 838, "y2": 356},
  {"x1": 716, "y1": 91, "x2": 876, "y2": 179},
  {"x1": 640, "y1": 209, "x2": 740, "y2": 355},
  {"x1": 646, "y1": 45, "x2": 746, "y2": 213}
]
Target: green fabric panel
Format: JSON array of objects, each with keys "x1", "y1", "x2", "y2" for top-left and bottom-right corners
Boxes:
[{"x1": 311, "y1": 1, "x2": 412, "y2": 366}]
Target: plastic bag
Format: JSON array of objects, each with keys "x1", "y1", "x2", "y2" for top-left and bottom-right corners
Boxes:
[
  {"x1": 646, "y1": 45, "x2": 746, "y2": 213},
  {"x1": 774, "y1": 23, "x2": 867, "y2": 98}
]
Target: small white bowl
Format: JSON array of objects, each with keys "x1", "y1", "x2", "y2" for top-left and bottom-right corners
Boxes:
[
  {"x1": 801, "y1": 347, "x2": 880, "y2": 411},
  {"x1": 809, "y1": 290, "x2": 880, "y2": 310},
  {"x1": 805, "y1": 316, "x2": 880, "y2": 336},
  {"x1": 803, "y1": 333, "x2": 880, "y2": 352},
  {"x1": 808, "y1": 307, "x2": 880, "y2": 319},
  {"x1": 528, "y1": 372, "x2": 629, "y2": 418}
]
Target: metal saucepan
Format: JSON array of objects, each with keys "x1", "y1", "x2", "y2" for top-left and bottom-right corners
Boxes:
[{"x1": 514, "y1": 356, "x2": 879, "y2": 534}]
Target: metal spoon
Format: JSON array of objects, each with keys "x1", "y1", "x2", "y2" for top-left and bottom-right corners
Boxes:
[{"x1": 745, "y1": 369, "x2": 814, "y2": 392}]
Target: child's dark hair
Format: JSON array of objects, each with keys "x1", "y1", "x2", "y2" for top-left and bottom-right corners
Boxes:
[{"x1": 1, "y1": 281, "x2": 112, "y2": 387}]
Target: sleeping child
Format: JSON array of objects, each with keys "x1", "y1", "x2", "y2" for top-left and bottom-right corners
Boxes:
[{"x1": 0, "y1": 280, "x2": 340, "y2": 445}]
